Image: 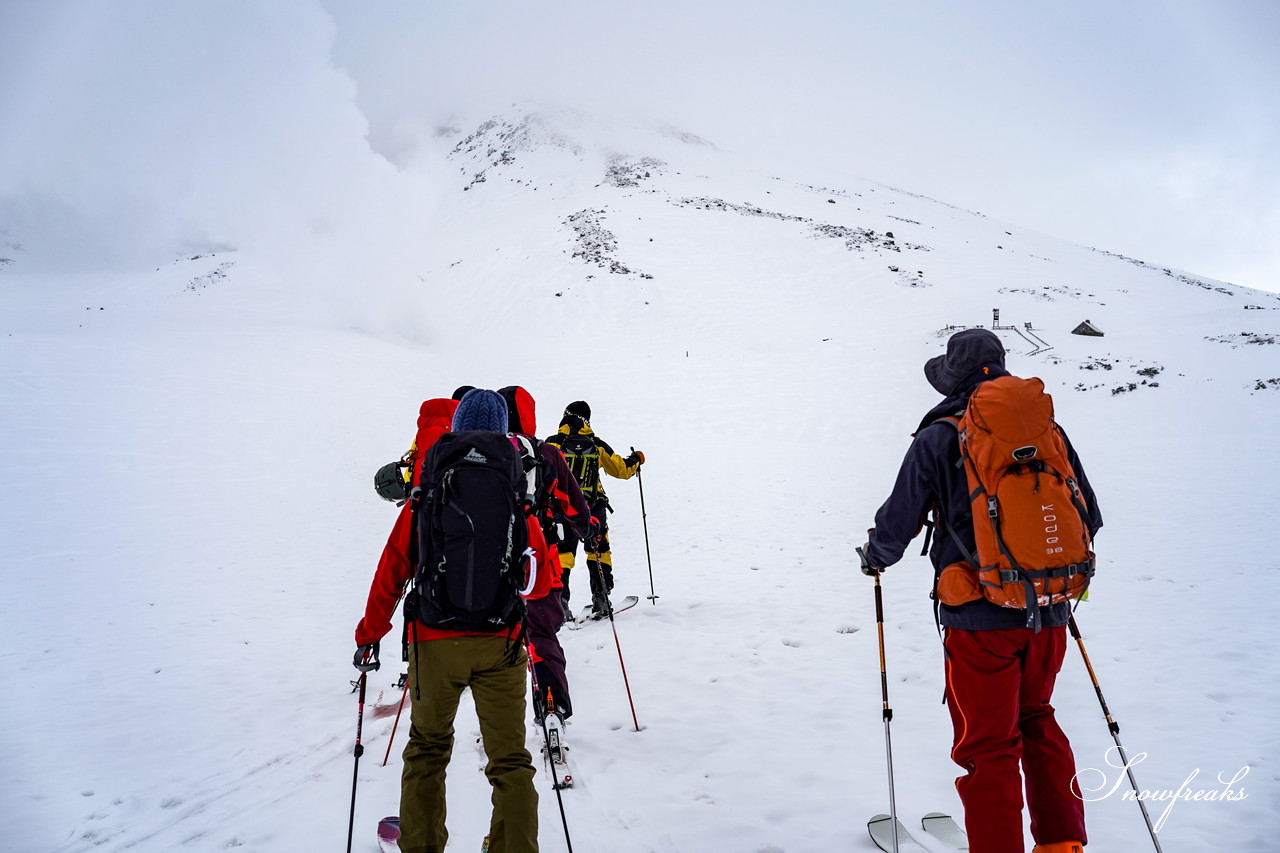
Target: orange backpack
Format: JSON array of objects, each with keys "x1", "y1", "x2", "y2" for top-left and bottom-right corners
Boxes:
[{"x1": 934, "y1": 375, "x2": 1095, "y2": 627}]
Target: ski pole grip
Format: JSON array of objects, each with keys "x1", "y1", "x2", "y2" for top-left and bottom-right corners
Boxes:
[
  {"x1": 856, "y1": 545, "x2": 879, "y2": 577},
  {"x1": 354, "y1": 642, "x2": 382, "y2": 673}
]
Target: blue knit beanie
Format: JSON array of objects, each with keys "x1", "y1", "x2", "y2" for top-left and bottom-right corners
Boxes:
[{"x1": 452, "y1": 388, "x2": 509, "y2": 433}]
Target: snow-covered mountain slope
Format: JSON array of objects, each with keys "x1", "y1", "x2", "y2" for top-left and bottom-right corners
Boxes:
[{"x1": 2, "y1": 109, "x2": 1277, "y2": 853}]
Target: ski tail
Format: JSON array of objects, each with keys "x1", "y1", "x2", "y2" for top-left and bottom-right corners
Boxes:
[
  {"x1": 920, "y1": 812, "x2": 969, "y2": 851},
  {"x1": 377, "y1": 815, "x2": 400, "y2": 853}
]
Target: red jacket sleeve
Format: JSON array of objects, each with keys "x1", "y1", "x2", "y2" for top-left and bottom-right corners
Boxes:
[{"x1": 355, "y1": 500, "x2": 416, "y2": 645}]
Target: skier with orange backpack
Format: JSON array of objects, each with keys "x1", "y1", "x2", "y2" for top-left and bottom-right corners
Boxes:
[{"x1": 861, "y1": 329, "x2": 1102, "y2": 853}]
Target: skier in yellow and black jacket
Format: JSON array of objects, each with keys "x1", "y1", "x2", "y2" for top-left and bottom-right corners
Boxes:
[{"x1": 543, "y1": 400, "x2": 643, "y2": 620}]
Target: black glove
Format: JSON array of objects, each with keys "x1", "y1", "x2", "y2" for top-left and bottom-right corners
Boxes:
[
  {"x1": 353, "y1": 642, "x2": 381, "y2": 672},
  {"x1": 856, "y1": 544, "x2": 881, "y2": 577},
  {"x1": 586, "y1": 515, "x2": 602, "y2": 541},
  {"x1": 625, "y1": 450, "x2": 645, "y2": 467}
]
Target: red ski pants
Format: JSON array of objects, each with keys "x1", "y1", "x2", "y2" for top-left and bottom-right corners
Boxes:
[{"x1": 944, "y1": 626, "x2": 1086, "y2": 853}]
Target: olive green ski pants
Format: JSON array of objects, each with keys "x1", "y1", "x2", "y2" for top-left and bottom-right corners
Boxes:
[{"x1": 399, "y1": 635, "x2": 538, "y2": 853}]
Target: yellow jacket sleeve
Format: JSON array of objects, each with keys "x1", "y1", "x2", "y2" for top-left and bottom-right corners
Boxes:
[{"x1": 599, "y1": 445, "x2": 639, "y2": 481}]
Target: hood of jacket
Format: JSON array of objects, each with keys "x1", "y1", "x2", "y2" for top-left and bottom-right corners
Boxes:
[
  {"x1": 497, "y1": 385, "x2": 537, "y2": 436},
  {"x1": 418, "y1": 397, "x2": 459, "y2": 434},
  {"x1": 409, "y1": 397, "x2": 460, "y2": 487},
  {"x1": 558, "y1": 416, "x2": 594, "y2": 437}
]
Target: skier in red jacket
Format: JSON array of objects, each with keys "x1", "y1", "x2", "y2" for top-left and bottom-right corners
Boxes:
[
  {"x1": 355, "y1": 389, "x2": 538, "y2": 853},
  {"x1": 497, "y1": 385, "x2": 590, "y2": 721}
]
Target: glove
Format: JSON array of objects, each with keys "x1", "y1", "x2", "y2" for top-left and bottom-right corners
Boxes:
[
  {"x1": 857, "y1": 544, "x2": 881, "y2": 577},
  {"x1": 586, "y1": 515, "x2": 602, "y2": 541},
  {"x1": 353, "y1": 641, "x2": 381, "y2": 672},
  {"x1": 625, "y1": 450, "x2": 645, "y2": 467}
]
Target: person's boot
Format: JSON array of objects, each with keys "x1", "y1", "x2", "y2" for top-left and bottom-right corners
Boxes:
[
  {"x1": 590, "y1": 591, "x2": 611, "y2": 619},
  {"x1": 1032, "y1": 842, "x2": 1084, "y2": 853}
]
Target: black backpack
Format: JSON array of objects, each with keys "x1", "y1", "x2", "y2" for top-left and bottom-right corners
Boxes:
[
  {"x1": 557, "y1": 433, "x2": 601, "y2": 496},
  {"x1": 411, "y1": 431, "x2": 534, "y2": 632}
]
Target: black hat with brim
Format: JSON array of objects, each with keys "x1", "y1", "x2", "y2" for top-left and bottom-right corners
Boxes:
[{"x1": 924, "y1": 329, "x2": 1006, "y2": 395}]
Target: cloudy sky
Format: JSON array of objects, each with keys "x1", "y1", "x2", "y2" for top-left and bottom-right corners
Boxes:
[{"x1": 2, "y1": 0, "x2": 1277, "y2": 291}]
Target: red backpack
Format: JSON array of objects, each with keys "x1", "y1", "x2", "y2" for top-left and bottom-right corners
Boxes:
[
  {"x1": 934, "y1": 376, "x2": 1095, "y2": 628},
  {"x1": 511, "y1": 435, "x2": 560, "y2": 602}
]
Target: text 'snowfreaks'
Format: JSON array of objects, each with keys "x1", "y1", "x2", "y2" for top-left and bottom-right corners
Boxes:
[{"x1": 1073, "y1": 747, "x2": 1248, "y2": 832}]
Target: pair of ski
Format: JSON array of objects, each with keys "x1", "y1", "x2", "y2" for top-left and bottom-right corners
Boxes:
[
  {"x1": 868, "y1": 812, "x2": 968, "y2": 852},
  {"x1": 566, "y1": 594, "x2": 638, "y2": 629}
]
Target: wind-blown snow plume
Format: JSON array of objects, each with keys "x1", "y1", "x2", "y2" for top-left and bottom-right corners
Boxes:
[{"x1": 0, "y1": 1, "x2": 439, "y2": 328}]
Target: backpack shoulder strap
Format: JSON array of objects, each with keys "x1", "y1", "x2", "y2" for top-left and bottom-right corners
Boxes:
[
  {"x1": 510, "y1": 434, "x2": 540, "y2": 507},
  {"x1": 918, "y1": 412, "x2": 982, "y2": 568}
]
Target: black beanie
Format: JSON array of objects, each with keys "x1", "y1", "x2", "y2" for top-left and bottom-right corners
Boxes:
[
  {"x1": 451, "y1": 385, "x2": 476, "y2": 401},
  {"x1": 564, "y1": 400, "x2": 591, "y2": 421}
]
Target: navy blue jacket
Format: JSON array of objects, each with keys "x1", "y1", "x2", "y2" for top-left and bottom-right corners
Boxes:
[{"x1": 865, "y1": 373, "x2": 1103, "y2": 630}]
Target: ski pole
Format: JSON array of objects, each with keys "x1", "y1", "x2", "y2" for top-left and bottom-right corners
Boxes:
[
  {"x1": 381, "y1": 676, "x2": 410, "y2": 767},
  {"x1": 348, "y1": 645, "x2": 380, "y2": 853},
  {"x1": 858, "y1": 546, "x2": 900, "y2": 853},
  {"x1": 591, "y1": 548, "x2": 641, "y2": 731},
  {"x1": 631, "y1": 446, "x2": 658, "y2": 604},
  {"x1": 526, "y1": 647, "x2": 574, "y2": 853},
  {"x1": 1068, "y1": 615, "x2": 1164, "y2": 853}
]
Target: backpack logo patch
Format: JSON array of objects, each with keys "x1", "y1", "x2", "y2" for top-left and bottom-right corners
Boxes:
[{"x1": 463, "y1": 447, "x2": 488, "y2": 464}]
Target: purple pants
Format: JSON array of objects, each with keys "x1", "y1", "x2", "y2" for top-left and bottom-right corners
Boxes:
[{"x1": 525, "y1": 593, "x2": 572, "y2": 718}]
